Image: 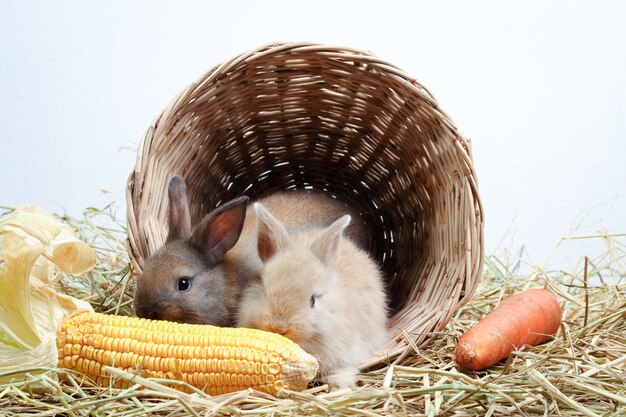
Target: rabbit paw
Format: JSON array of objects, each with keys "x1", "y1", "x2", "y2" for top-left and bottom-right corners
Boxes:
[{"x1": 325, "y1": 368, "x2": 358, "y2": 391}]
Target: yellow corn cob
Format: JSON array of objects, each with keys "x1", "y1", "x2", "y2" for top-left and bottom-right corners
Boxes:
[{"x1": 57, "y1": 311, "x2": 318, "y2": 396}]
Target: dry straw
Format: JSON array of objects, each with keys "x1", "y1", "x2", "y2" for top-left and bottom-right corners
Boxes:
[
  {"x1": 125, "y1": 42, "x2": 484, "y2": 366},
  {"x1": 1, "y1": 205, "x2": 624, "y2": 416}
]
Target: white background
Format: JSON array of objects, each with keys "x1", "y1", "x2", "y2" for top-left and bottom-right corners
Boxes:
[{"x1": 1, "y1": 1, "x2": 625, "y2": 269}]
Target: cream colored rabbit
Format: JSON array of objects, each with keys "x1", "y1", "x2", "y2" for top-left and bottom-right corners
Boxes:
[
  {"x1": 237, "y1": 203, "x2": 387, "y2": 389},
  {"x1": 134, "y1": 176, "x2": 366, "y2": 327}
]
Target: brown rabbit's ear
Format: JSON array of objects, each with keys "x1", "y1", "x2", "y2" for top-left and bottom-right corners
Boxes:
[
  {"x1": 311, "y1": 215, "x2": 351, "y2": 267},
  {"x1": 255, "y1": 203, "x2": 290, "y2": 262},
  {"x1": 166, "y1": 176, "x2": 192, "y2": 242},
  {"x1": 191, "y1": 196, "x2": 249, "y2": 261}
]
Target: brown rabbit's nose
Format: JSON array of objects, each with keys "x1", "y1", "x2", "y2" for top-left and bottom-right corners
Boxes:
[{"x1": 135, "y1": 304, "x2": 161, "y2": 320}]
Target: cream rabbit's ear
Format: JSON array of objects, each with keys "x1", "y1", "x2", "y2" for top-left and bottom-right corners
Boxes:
[
  {"x1": 310, "y1": 215, "x2": 351, "y2": 267},
  {"x1": 166, "y1": 176, "x2": 192, "y2": 242},
  {"x1": 255, "y1": 203, "x2": 290, "y2": 262}
]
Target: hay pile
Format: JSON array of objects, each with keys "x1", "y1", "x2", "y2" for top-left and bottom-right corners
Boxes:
[{"x1": 1, "y1": 205, "x2": 624, "y2": 416}]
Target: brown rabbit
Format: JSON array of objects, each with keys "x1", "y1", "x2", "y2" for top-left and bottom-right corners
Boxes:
[
  {"x1": 133, "y1": 176, "x2": 250, "y2": 326},
  {"x1": 134, "y1": 176, "x2": 366, "y2": 326},
  {"x1": 237, "y1": 203, "x2": 387, "y2": 389}
]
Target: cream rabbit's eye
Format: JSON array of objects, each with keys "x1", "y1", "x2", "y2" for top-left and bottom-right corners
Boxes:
[
  {"x1": 310, "y1": 295, "x2": 316, "y2": 308},
  {"x1": 177, "y1": 277, "x2": 191, "y2": 292}
]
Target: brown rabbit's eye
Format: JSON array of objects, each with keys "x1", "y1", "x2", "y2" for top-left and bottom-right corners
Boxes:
[
  {"x1": 310, "y1": 295, "x2": 316, "y2": 308},
  {"x1": 177, "y1": 277, "x2": 191, "y2": 292}
]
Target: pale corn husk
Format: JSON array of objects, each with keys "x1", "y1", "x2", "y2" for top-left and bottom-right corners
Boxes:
[{"x1": 0, "y1": 206, "x2": 95, "y2": 382}]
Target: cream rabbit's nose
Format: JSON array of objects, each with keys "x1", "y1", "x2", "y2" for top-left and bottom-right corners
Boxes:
[{"x1": 264, "y1": 323, "x2": 290, "y2": 337}]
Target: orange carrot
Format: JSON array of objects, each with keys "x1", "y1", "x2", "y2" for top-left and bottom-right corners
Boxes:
[{"x1": 455, "y1": 288, "x2": 562, "y2": 370}]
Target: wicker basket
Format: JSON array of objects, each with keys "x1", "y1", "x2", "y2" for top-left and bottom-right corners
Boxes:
[{"x1": 126, "y1": 42, "x2": 484, "y2": 367}]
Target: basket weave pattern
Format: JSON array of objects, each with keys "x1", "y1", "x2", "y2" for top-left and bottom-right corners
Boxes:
[{"x1": 126, "y1": 42, "x2": 484, "y2": 366}]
